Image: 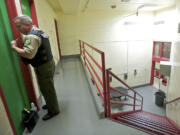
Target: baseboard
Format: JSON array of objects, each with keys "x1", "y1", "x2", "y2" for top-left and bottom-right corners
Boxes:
[{"x1": 62, "y1": 54, "x2": 80, "y2": 59}]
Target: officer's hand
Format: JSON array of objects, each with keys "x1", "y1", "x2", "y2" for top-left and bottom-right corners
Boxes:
[{"x1": 11, "y1": 40, "x2": 17, "y2": 49}]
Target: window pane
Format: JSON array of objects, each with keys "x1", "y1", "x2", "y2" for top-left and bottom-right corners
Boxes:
[
  {"x1": 154, "y1": 43, "x2": 161, "y2": 57},
  {"x1": 162, "y1": 43, "x2": 171, "y2": 59}
]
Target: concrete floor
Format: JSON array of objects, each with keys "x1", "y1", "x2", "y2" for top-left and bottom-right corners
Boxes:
[
  {"x1": 134, "y1": 86, "x2": 166, "y2": 116},
  {"x1": 110, "y1": 85, "x2": 166, "y2": 116},
  {"x1": 25, "y1": 57, "x2": 165, "y2": 135}
]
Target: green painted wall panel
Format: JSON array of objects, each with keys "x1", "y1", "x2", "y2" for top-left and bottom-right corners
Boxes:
[
  {"x1": 0, "y1": 0, "x2": 30, "y2": 109},
  {"x1": 0, "y1": 0, "x2": 30, "y2": 134}
]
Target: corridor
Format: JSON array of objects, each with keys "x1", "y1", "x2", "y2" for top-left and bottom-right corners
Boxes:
[
  {"x1": 27, "y1": 57, "x2": 147, "y2": 135},
  {"x1": 1, "y1": 0, "x2": 180, "y2": 135}
]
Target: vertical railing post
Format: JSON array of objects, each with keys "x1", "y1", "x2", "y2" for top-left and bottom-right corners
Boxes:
[
  {"x1": 82, "y1": 42, "x2": 86, "y2": 66},
  {"x1": 106, "y1": 69, "x2": 111, "y2": 118},
  {"x1": 79, "y1": 40, "x2": 82, "y2": 55},
  {"x1": 101, "y1": 52, "x2": 107, "y2": 117},
  {"x1": 133, "y1": 93, "x2": 136, "y2": 111},
  {"x1": 141, "y1": 98, "x2": 143, "y2": 110}
]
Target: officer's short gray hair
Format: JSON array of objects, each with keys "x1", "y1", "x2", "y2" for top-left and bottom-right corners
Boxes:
[{"x1": 14, "y1": 15, "x2": 33, "y2": 25}]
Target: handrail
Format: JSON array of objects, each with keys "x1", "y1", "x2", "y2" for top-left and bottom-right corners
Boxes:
[
  {"x1": 110, "y1": 87, "x2": 142, "y2": 102},
  {"x1": 110, "y1": 100, "x2": 141, "y2": 106},
  {"x1": 86, "y1": 64, "x2": 104, "y2": 99},
  {"x1": 108, "y1": 70, "x2": 143, "y2": 98},
  {"x1": 86, "y1": 57, "x2": 103, "y2": 87},
  {"x1": 80, "y1": 40, "x2": 144, "y2": 118},
  {"x1": 83, "y1": 41, "x2": 104, "y2": 54},
  {"x1": 79, "y1": 40, "x2": 107, "y2": 116},
  {"x1": 166, "y1": 97, "x2": 180, "y2": 104},
  {"x1": 84, "y1": 49, "x2": 102, "y2": 71},
  {"x1": 106, "y1": 69, "x2": 143, "y2": 118}
]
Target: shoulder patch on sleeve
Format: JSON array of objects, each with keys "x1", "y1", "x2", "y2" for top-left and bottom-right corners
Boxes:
[{"x1": 24, "y1": 38, "x2": 32, "y2": 46}]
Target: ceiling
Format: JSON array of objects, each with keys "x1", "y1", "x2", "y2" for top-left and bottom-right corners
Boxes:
[{"x1": 47, "y1": 0, "x2": 177, "y2": 14}]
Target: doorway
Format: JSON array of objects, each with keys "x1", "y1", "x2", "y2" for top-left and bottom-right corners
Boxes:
[{"x1": 150, "y1": 41, "x2": 171, "y2": 92}]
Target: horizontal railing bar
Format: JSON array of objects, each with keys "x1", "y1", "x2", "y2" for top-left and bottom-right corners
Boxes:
[
  {"x1": 110, "y1": 87, "x2": 142, "y2": 102},
  {"x1": 83, "y1": 41, "x2": 103, "y2": 54},
  {"x1": 110, "y1": 110, "x2": 141, "y2": 118},
  {"x1": 84, "y1": 49, "x2": 102, "y2": 71},
  {"x1": 85, "y1": 56, "x2": 103, "y2": 87},
  {"x1": 166, "y1": 97, "x2": 180, "y2": 104},
  {"x1": 108, "y1": 70, "x2": 143, "y2": 98},
  {"x1": 86, "y1": 61, "x2": 104, "y2": 101},
  {"x1": 110, "y1": 100, "x2": 141, "y2": 106}
]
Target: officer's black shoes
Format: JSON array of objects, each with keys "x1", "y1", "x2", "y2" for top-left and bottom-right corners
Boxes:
[
  {"x1": 42, "y1": 105, "x2": 47, "y2": 110},
  {"x1": 42, "y1": 111, "x2": 59, "y2": 121}
]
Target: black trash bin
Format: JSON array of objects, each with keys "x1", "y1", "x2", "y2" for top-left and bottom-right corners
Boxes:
[{"x1": 155, "y1": 91, "x2": 166, "y2": 106}]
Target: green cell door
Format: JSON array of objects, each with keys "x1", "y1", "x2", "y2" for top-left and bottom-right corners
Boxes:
[{"x1": 0, "y1": 0, "x2": 30, "y2": 135}]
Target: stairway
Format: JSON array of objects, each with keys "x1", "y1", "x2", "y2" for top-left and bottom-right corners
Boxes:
[{"x1": 112, "y1": 111, "x2": 180, "y2": 135}]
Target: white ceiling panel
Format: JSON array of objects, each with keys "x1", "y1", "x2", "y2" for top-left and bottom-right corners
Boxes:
[
  {"x1": 84, "y1": 0, "x2": 176, "y2": 12},
  {"x1": 47, "y1": 0, "x2": 177, "y2": 14}
]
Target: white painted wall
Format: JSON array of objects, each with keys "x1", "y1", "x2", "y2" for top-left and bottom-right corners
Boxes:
[
  {"x1": 58, "y1": 11, "x2": 153, "y2": 87},
  {"x1": 152, "y1": 7, "x2": 177, "y2": 94},
  {"x1": 152, "y1": 4, "x2": 180, "y2": 126},
  {"x1": 165, "y1": 3, "x2": 180, "y2": 127},
  {"x1": 153, "y1": 6, "x2": 177, "y2": 42},
  {"x1": 34, "y1": 0, "x2": 60, "y2": 64},
  {"x1": 0, "y1": 98, "x2": 13, "y2": 135}
]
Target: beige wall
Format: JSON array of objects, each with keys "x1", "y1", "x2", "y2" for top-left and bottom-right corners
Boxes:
[
  {"x1": 153, "y1": 3, "x2": 180, "y2": 126},
  {"x1": 153, "y1": 7, "x2": 177, "y2": 94},
  {"x1": 0, "y1": 98, "x2": 13, "y2": 135},
  {"x1": 34, "y1": 0, "x2": 60, "y2": 64},
  {"x1": 58, "y1": 11, "x2": 153, "y2": 87},
  {"x1": 166, "y1": 2, "x2": 180, "y2": 127}
]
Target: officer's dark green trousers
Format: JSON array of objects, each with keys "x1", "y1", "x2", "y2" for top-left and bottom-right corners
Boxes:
[{"x1": 35, "y1": 60, "x2": 60, "y2": 114}]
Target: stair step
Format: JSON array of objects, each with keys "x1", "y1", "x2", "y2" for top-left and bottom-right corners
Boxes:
[
  {"x1": 123, "y1": 112, "x2": 175, "y2": 128},
  {"x1": 116, "y1": 117, "x2": 178, "y2": 135},
  {"x1": 112, "y1": 111, "x2": 180, "y2": 135},
  {"x1": 121, "y1": 115, "x2": 176, "y2": 130},
  {"x1": 118, "y1": 116, "x2": 179, "y2": 134}
]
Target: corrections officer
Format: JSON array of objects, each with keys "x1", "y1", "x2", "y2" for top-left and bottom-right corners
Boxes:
[{"x1": 11, "y1": 15, "x2": 60, "y2": 121}]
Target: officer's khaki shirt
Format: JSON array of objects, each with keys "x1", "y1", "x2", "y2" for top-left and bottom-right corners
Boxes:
[{"x1": 22, "y1": 27, "x2": 42, "y2": 58}]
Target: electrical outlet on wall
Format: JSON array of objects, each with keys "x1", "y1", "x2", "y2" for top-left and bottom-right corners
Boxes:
[
  {"x1": 134, "y1": 69, "x2": 137, "y2": 76},
  {"x1": 124, "y1": 73, "x2": 128, "y2": 80}
]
